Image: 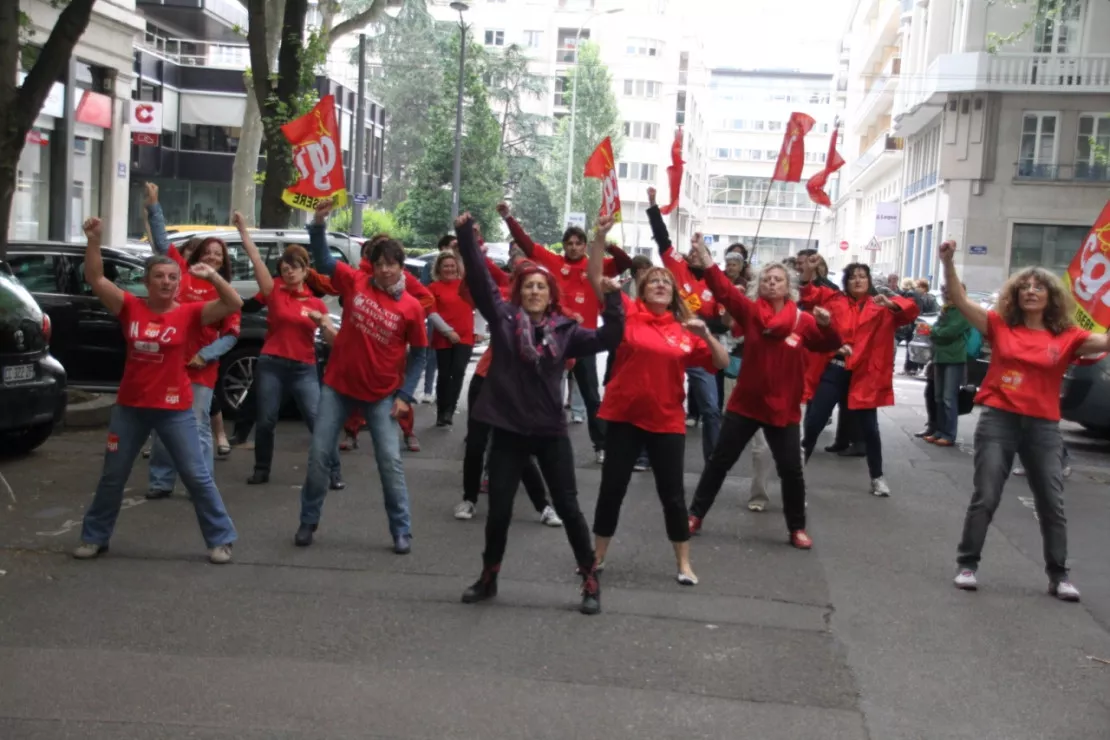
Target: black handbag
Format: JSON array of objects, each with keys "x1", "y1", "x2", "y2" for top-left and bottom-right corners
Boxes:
[{"x1": 957, "y1": 385, "x2": 977, "y2": 415}]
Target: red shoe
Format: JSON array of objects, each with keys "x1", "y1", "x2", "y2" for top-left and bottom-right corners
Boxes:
[
  {"x1": 688, "y1": 515, "x2": 702, "y2": 535},
  {"x1": 933, "y1": 438, "x2": 954, "y2": 447},
  {"x1": 479, "y1": 477, "x2": 489, "y2": 494},
  {"x1": 922, "y1": 435, "x2": 938, "y2": 444},
  {"x1": 405, "y1": 435, "x2": 421, "y2": 452},
  {"x1": 790, "y1": 530, "x2": 813, "y2": 550}
]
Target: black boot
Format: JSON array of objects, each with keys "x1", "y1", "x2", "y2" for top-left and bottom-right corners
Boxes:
[
  {"x1": 580, "y1": 564, "x2": 601, "y2": 615},
  {"x1": 247, "y1": 470, "x2": 269, "y2": 485},
  {"x1": 838, "y1": 444, "x2": 867, "y2": 458},
  {"x1": 294, "y1": 523, "x2": 318, "y2": 547},
  {"x1": 824, "y1": 442, "x2": 849, "y2": 453},
  {"x1": 461, "y1": 564, "x2": 499, "y2": 603},
  {"x1": 435, "y1": 410, "x2": 449, "y2": 428}
]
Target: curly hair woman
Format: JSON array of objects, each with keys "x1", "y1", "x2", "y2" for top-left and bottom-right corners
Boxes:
[{"x1": 942, "y1": 241, "x2": 1110, "y2": 601}]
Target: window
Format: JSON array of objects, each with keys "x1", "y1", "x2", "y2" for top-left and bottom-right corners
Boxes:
[
  {"x1": 554, "y1": 77, "x2": 568, "y2": 107},
  {"x1": 484, "y1": 29, "x2": 505, "y2": 46},
  {"x1": 1018, "y1": 112, "x2": 1058, "y2": 177},
  {"x1": 179, "y1": 124, "x2": 240, "y2": 153},
  {"x1": 748, "y1": 150, "x2": 762, "y2": 161},
  {"x1": 1011, "y1": 223, "x2": 1088, "y2": 276},
  {"x1": 769, "y1": 121, "x2": 783, "y2": 132},
  {"x1": 623, "y1": 80, "x2": 660, "y2": 98},
  {"x1": 8, "y1": 254, "x2": 61, "y2": 294},
  {"x1": 1075, "y1": 113, "x2": 1110, "y2": 180},
  {"x1": 524, "y1": 30, "x2": 542, "y2": 48},
  {"x1": 618, "y1": 162, "x2": 628, "y2": 178},
  {"x1": 617, "y1": 162, "x2": 657, "y2": 181},
  {"x1": 752, "y1": 120, "x2": 764, "y2": 131},
  {"x1": 715, "y1": 147, "x2": 729, "y2": 159},
  {"x1": 622, "y1": 121, "x2": 659, "y2": 141},
  {"x1": 626, "y1": 37, "x2": 662, "y2": 57}
]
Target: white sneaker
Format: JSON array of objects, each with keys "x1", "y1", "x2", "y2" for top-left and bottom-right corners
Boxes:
[
  {"x1": 870, "y1": 477, "x2": 891, "y2": 497},
  {"x1": 1013, "y1": 466, "x2": 1026, "y2": 476},
  {"x1": 953, "y1": 569, "x2": 978, "y2": 590},
  {"x1": 208, "y1": 544, "x2": 233, "y2": 564},
  {"x1": 595, "y1": 449, "x2": 606, "y2": 464},
  {"x1": 676, "y1": 572, "x2": 698, "y2": 586},
  {"x1": 633, "y1": 460, "x2": 649, "y2": 472},
  {"x1": 540, "y1": 505, "x2": 563, "y2": 527},
  {"x1": 1063, "y1": 465, "x2": 1072, "y2": 480},
  {"x1": 72, "y1": 542, "x2": 105, "y2": 560},
  {"x1": 747, "y1": 496, "x2": 768, "y2": 512},
  {"x1": 685, "y1": 418, "x2": 696, "y2": 428},
  {"x1": 1050, "y1": 580, "x2": 1081, "y2": 602},
  {"x1": 454, "y1": 501, "x2": 476, "y2": 520},
  {"x1": 571, "y1": 414, "x2": 585, "y2": 424}
]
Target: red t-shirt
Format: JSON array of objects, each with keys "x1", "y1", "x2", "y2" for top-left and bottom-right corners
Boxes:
[
  {"x1": 262, "y1": 285, "x2": 328, "y2": 365},
  {"x1": 600, "y1": 295, "x2": 716, "y2": 434},
  {"x1": 661, "y1": 247, "x2": 725, "y2": 323},
  {"x1": 427, "y1": 279, "x2": 475, "y2": 349},
  {"x1": 168, "y1": 245, "x2": 212, "y2": 304},
  {"x1": 323, "y1": 262, "x2": 429, "y2": 402},
  {"x1": 975, "y1": 311, "x2": 1090, "y2": 421},
  {"x1": 166, "y1": 245, "x2": 240, "y2": 389},
  {"x1": 116, "y1": 292, "x2": 205, "y2": 411}
]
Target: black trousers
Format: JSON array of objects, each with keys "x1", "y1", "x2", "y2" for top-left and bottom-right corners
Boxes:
[
  {"x1": 571, "y1": 355, "x2": 605, "y2": 451},
  {"x1": 484, "y1": 428, "x2": 595, "y2": 570},
  {"x1": 436, "y1": 344, "x2": 472, "y2": 417},
  {"x1": 802, "y1": 364, "x2": 884, "y2": 479},
  {"x1": 462, "y1": 375, "x2": 548, "y2": 512},
  {"x1": 923, "y1": 362, "x2": 937, "y2": 431},
  {"x1": 593, "y1": 421, "x2": 689, "y2": 543},
  {"x1": 690, "y1": 412, "x2": 808, "y2": 532}
]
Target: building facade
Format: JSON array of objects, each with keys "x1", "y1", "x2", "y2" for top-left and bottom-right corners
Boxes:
[
  {"x1": 835, "y1": 0, "x2": 1110, "y2": 291},
  {"x1": 702, "y1": 69, "x2": 837, "y2": 265},
  {"x1": 14, "y1": 0, "x2": 145, "y2": 246}
]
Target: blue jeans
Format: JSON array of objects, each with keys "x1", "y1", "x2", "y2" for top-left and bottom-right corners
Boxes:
[
  {"x1": 149, "y1": 383, "x2": 213, "y2": 492},
  {"x1": 569, "y1": 374, "x2": 586, "y2": 417},
  {"x1": 253, "y1": 354, "x2": 339, "y2": 477},
  {"x1": 933, "y1": 362, "x2": 963, "y2": 443},
  {"x1": 686, "y1": 366, "x2": 721, "y2": 463},
  {"x1": 82, "y1": 404, "x2": 237, "y2": 547},
  {"x1": 299, "y1": 385, "x2": 411, "y2": 537},
  {"x1": 422, "y1": 323, "x2": 437, "y2": 396}
]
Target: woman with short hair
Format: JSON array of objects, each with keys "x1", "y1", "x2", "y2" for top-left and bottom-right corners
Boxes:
[
  {"x1": 427, "y1": 250, "x2": 474, "y2": 427},
  {"x1": 74, "y1": 217, "x2": 242, "y2": 563},
  {"x1": 941, "y1": 242, "x2": 1110, "y2": 600}
]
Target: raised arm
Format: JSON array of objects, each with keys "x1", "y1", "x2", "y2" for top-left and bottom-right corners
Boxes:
[
  {"x1": 456, "y1": 213, "x2": 502, "y2": 324},
  {"x1": 939, "y1": 241, "x2": 988, "y2": 336},
  {"x1": 306, "y1": 199, "x2": 338, "y2": 276},
  {"x1": 190, "y1": 263, "x2": 245, "y2": 326},
  {"x1": 233, "y1": 210, "x2": 273, "y2": 296},
  {"x1": 1076, "y1": 332, "x2": 1110, "y2": 356},
  {"x1": 645, "y1": 188, "x2": 672, "y2": 255},
  {"x1": 587, "y1": 215, "x2": 617, "y2": 301},
  {"x1": 688, "y1": 239, "x2": 753, "y2": 323},
  {"x1": 143, "y1": 183, "x2": 170, "y2": 256},
  {"x1": 497, "y1": 202, "x2": 537, "y2": 258},
  {"x1": 605, "y1": 244, "x2": 634, "y2": 275},
  {"x1": 81, "y1": 218, "x2": 125, "y2": 315}
]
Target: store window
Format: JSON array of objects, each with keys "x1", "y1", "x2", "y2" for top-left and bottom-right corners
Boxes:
[
  {"x1": 1010, "y1": 223, "x2": 1087, "y2": 277},
  {"x1": 10, "y1": 129, "x2": 52, "y2": 240},
  {"x1": 179, "y1": 124, "x2": 241, "y2": 153},
  {"x1": 71, "y1": 135, "x2": 103, "y2": 242}
]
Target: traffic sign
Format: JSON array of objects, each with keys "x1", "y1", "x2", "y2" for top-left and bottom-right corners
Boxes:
[{"x1": 839, "y1": 240, "x2": 849, "y2": 251}]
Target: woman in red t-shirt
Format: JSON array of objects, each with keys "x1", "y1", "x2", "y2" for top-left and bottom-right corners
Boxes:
[
  {"x1": 232, "y1": 212, "x2": 343, "y2": 488},
  {"x1": 685, "y1": 242, "x2": 841, "y2": 549},
  {"x1": 426, "y1": 251, "x2": 474, "y2": 427},
  {"x1": 941, "y1": 241, "x2": 1110, "y2": 601},
  {"x1": 74, "y1": 217, "x2": 243, "y2": 564},
  {"x1": 592, "y1": 265, "x2": 729, "y2": 585}
]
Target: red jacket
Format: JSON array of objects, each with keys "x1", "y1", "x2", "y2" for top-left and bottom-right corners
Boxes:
[
  {"x1": 798, "y1": 282, "x2": 849, "y2": 402},
  {"x1": 830, "y1": 291, "x2": 919, "y2": 409},
  {"x1": 661, "y1": 247, "x2": 725, "y2": 323},
  {"x1": 704, "y1": 265, "x2": 841, "y2": 426}
]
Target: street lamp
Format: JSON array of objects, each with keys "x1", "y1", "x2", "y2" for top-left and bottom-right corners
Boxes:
[
  {"x1": 562, "y1": 7, "x2": 623, "y2": 229},
  {"x1": 450, "y1": 1, "x2": 469, "y2": 221}
]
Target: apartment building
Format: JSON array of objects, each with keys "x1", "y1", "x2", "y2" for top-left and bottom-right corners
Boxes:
[
  {"x1": 837, "y1": 0, "x2": 1110, "y2": 291},
  {"x1": 702, "y1": 69, "x2": 838, "y2": 265},
  {"x1": 398, "y1": 0, "x2": 711, "y2": 253},
  {"x1": 14, "y1": 0, "x2": 145, "y2": 246}
]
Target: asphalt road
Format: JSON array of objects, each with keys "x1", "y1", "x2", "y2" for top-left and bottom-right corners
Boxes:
[{"x1": 1, "y1": 352, "x2": 1109, "y2": 739}]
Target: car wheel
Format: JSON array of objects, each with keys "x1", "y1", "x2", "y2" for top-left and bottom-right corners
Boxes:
[
  {"x1": 2, "y1": 422, "x2": 56, "y2": 456},
  {"x1": 218, "y1": 345, "x2": 259, "y2": 422}
]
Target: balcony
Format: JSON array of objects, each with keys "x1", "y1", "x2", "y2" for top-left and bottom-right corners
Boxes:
[
  {"x1": 555, "y1": 46, "x2": 578, "y2": 64},
  {"x1": 138, "y1": 31, "x2": 250, "y2": 68},
  {"x1": 707, "y1": 205, "x2": 818, "y2": 222},
  {"x1": 1013, "y1": 162, "x2": 1110, "y2": 183},
  {"x1": 854, "y1": 56, "x2": 900, "y2": 131},
  {"x1": 851, "y1": 0, "x2": 902, "y2": 80},
  {"x1": 896, "y1": 52, "x2": 1110, "y2": 136},
  {"x1": 903, "y1": 171, "x2": 937, "y2": 199},
  {"x1": 136, "y1": 0, "x2": 247, "y2": 43},
  {"x1": 846, "y1": 133, "x2": 903, "y2": 187}
]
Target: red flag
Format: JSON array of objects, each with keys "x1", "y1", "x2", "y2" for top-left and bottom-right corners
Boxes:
[
  {"x1": 805, "y1": 130, "x2": 846, "y2": 207},
  {"x1": 583, "y1": 137, "x2": 623, "y2": 222},
  {"x1": 280, "y1": 95, "x2": 348, "y2": 212},
  {"x1": 772, "y1": 112, "x2": 816, "y2": 183},
  {"x1": 659, "y1": 128, "x2": 685, "y2": 216}
]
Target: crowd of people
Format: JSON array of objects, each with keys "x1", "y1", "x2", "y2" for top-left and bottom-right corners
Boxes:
[{"x1": 70, "y1": 176, "x2": 1108, "y2": 612}]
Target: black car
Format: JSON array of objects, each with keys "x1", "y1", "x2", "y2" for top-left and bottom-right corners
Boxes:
[
  {"x1": 0, "y1": 259, "x2": 67, "y2": 454},
  {"x1": 5, "y1": 241, "x2": 330, "y2": 422}
]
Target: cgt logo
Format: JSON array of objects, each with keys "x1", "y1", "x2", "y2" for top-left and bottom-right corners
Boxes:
[{"x1": 293, "y1": 113, "x2": 339, "y2": 192}]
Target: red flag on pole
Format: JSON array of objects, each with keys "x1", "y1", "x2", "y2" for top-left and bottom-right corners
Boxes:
[
  {"x1": 281, "y1": 95, "x2": 348, "y2": 211},
  {"x1": 805, "y1": 130, "x2": 846, "y2": 207},
  {"x1": 583, "y1": 136, "x2": 623, "y2": 222},
  {"x1": 659, "y1": 128, "x2": 685, "y2": 216},
  {"x1": 772, "y1": 112, "x2": 816, "y2": 183}
]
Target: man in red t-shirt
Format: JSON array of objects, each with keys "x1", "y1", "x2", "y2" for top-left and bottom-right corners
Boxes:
[{"x1": 294, "y1": 201, "x2": 428, "y2": 555}]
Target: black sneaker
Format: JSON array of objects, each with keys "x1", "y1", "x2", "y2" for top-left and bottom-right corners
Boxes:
[
  {"x1": 838, "y1": 444, "x2": 867, "y2": 458},
  {"x1": 824, "y1": 442, "x2": 849, "y2": 453},
  {"x1": 246, "y1": 471, "x2": 269, "y2": 485},
  {"x1": 461, "y1": 565, "x2": 499, "y2": 603},
  {"x1": 329, "y1": 474, "x2": 346, "y2": 491},
  {"x1": 145, "y1": 489, "x2": 172, "y2": 500},
  {"x1": 580, "y1": 567, "x2": 601, "y2": 615},
  {"x1": 294, "y1": 523, "x2": 318, "y2": 547},
  {"x1": 914, "y1": 428, "x2": 935, "y2": 439}
]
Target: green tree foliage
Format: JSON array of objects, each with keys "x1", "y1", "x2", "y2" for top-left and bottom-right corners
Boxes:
[
  {"x1": 542, "y1": 41, "x2": 622, "y2": 228},
  {"x1": 512, "y1": 171, "x2": 562, "y2": 245},
  {"x1": 401, "y1": 29, "x2": 506, "y2": 249},
  {"x1": 330, "y1": 206, "x2": 414, "y2": 244},
  {"x1": 484, "y1": 43, "x2": 550, "y2": 193}
]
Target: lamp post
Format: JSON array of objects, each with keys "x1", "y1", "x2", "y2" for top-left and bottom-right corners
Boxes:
[
  {"x1": 450, "y1": 1, "x2": 469, "y2": 221},
  {"x1": 562, "y1": 7, "x2": 623, "y2": 228}
]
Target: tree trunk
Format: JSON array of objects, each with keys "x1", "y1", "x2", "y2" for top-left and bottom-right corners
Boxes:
[
  {"x1": 0, "y1": 127, "x2": 22, "y2": 256},
  {"x1": 229, "y1": 0, "x2": 285, "y2": 226}
]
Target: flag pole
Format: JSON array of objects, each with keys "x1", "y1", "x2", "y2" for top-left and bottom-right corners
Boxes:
[
  {"x1": 805, "y1": 203, "x2": 821, "y2": 249},
  {"x1": 751, "y1": 179, "x2": 775, "y2": 258}
]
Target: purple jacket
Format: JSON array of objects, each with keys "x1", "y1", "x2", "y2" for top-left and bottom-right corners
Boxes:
[{"x1": 456, "y1": 219, "x2": 623, "y2": 437}]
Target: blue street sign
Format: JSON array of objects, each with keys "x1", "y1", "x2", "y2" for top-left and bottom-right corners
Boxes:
[
  {"x1": 352, "y1": 193, "x2": 369, "y2": 205},
  {"x1": 969, "y1": 245, "x2": 988, "y2": 255}
]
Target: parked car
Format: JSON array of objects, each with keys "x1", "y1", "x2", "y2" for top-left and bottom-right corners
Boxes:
[
  {"x1": 1061, "y1": 353, "x2": 1110, "y2": 435},
  {"x1": 5, "y1": 241, "x2": 333, "y2": 422},
  {"x1": 0, "y1": 260, "x2": 67, "y2": 454}
]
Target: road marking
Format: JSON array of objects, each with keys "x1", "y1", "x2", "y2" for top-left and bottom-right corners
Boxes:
[
  {"x1": 36, "y1": 495, "x2": 147, "y2": 537},
  {"x1": 0, "y1": 471, "x2": 14, "y2": 504}
]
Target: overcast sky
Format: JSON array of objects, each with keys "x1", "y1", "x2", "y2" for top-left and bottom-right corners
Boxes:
[{"x1": 696, "y1": 0, "x2": 856, "y2": 72}]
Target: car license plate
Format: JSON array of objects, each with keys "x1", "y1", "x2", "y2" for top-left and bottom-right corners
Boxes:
[{"x1": 2, "y1": 364, "x2": 34, "y2": 384}]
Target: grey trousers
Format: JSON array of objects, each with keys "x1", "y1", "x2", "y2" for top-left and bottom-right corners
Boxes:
[{"x1": 956, "y1": 407, "x2": 1069, "y2": 582}]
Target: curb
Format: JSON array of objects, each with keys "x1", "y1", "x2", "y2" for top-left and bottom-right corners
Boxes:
[{"x1": 64, "y1": 393, "x2": 116, "y2": 429}]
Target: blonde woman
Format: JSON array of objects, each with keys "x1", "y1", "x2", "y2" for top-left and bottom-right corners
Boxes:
[{"x1": 427, "y1": 250, "x2": 474, "y2": 427}]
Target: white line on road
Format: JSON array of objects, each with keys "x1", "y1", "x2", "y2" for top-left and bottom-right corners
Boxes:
[{"x1": 0, "y1": 471, "x2": 15, "y2": 504}]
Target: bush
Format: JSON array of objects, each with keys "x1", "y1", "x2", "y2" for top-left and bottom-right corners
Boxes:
[{"x1": 329, "y1": 206, "x2": 415, "y2": 245}]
